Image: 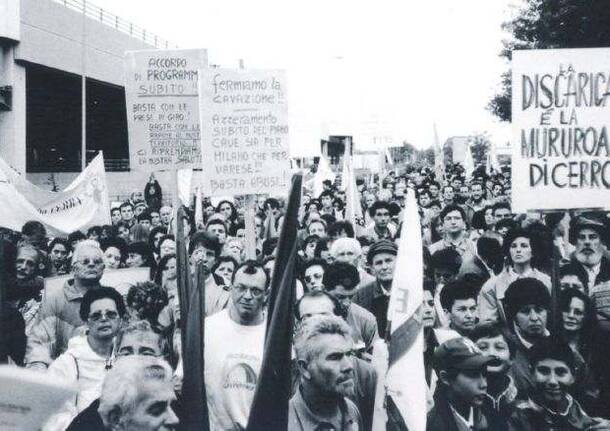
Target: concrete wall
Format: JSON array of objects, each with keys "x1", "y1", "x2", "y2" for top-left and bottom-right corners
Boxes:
[
  {"x1": 16, "y1": 0, "x2": 154, "y2": 86},
  {"x1": 0, "y1": 0, "x2": 20, "y2": 42},
  {"x1": 0, "y1": 47, "x2": 27, "y2": 172}
]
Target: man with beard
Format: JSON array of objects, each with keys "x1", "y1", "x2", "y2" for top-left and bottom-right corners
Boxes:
[
  {"x1": 26, "y1": 240, "x2": 106, "y2": 369},
  {"x1": 509, "y1": 339, "x2": 610, "y2": 431},
  {"x1": 427, "y1": 337, "x2": 493, "y2": 431},
  {"x1": 204, "y1": 261, "x2": 269, "y2": 430},
  {"x1": 563, "y1": 216, "x2": 610, "y2": 295},
  {"x1": 290, "y1": 314, "x2": 362, "y2": 431}
]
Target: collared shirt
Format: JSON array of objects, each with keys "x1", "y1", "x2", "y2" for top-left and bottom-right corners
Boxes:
[
  {"x1": 428, "y1": 234, "x2": 476, "y2": 259},
  {"x1": 288, "y1": 386, "x2": 362, "y2": 431},
  {"x1": 449, "y1": 404, "x2": 474, "y2": 431},
  {"x1": 584, "y1": 262, "x2": 601, "y2": 292}
]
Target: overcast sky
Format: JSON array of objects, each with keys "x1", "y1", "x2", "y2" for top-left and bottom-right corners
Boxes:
[{"x1": 94, "y1": 0, "x2": 519, "y2": 155}]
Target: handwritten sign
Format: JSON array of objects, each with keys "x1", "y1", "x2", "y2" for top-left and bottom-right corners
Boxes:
[
  {"x1": 512, "y1": 48, "x2": 610, "y2": 212},
  {"x1": 198, "y1": 69, "x2": 291, "y2": 196},
  {"x1": 125, "y1": 49, "x2": 207, "y2": 171}
]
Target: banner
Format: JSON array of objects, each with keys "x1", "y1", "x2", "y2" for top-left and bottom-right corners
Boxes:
[
  {"x1": 512, "y1": 48, "x2": 610, "y2": 212},
  {"x1": 125, "y1": 49, "x2": 208, "y2": 171},
  {"x1": 0, "y1": 153, "x2": 111, "y2": 236},
  {"x1": 199, "y1": 68, "x2": 291, "y2": 196}
]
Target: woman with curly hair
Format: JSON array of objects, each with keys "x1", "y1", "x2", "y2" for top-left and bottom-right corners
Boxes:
[{"x1": 126, "y1": 281, "x2": 169, "y2": 332}]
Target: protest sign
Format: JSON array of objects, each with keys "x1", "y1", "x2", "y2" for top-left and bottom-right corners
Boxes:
[
  {"x1": 512, "y1": 48, "x2": 610, "y2": 212},
  {"x1": 0, "y1": 365, "x2": 76, "y2": 430},
  {"x1": 44, "y1": 267, "x2": 150, "y2": 297},
  {"x1": 125, "y1": 49, "x2": 208, "y2": 171},
  {"x1": 0, "y1": 153, "x2": 110, "y2": 236},
  {"x1": 199, "y1": 69, "x2": 291, "y2": 196}
]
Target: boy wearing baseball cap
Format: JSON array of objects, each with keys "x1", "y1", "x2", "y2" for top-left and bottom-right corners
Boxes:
[
  {"x1": 427, "y1": 337, "x2": 493, "y2": 431},
  {"x1": 508, "y1": 338, "x2": 610, "y2": 431}
]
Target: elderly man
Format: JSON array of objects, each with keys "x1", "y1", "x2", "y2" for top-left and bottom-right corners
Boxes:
[
  {"x1": 204, "y1": 261, "x2": 269, "y2": 430},
  {"x1": 352, "y1": 239, "x2": 398, "y2": 335},
  {"x1": 289, "y1": 314, "x2": 362, "y2": 431},
  {"x1": 329, "y1": 237, "x2": 375, "y2": 288},
  {"x1": 26, "y1": 240, "x2": 106, "y2": 369},
  {"x1": 98, "y1": 356, "x2": 179, "y2": 431},
  {"x1": 159, "y1": 205, "x2": 173, "y2": 228}
]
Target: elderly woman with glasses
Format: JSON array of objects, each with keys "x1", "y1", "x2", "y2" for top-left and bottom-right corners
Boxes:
[{"x1": 44, "y1": 287, "x2": 126, "y2": 431}]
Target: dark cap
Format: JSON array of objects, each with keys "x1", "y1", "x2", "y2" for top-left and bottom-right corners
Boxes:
[
  {"x1": 366, "y1": 239, "x2": 398, "y2": 264},
  {"x1": 433, "y1": 337, "x2": 493, "y2": 371},
  {"x1": 503, "y1": 278, "x2": 550, "y2": 324},
  {"x1": 569, "y1": 215, "x2": 607, "y2": 245}
]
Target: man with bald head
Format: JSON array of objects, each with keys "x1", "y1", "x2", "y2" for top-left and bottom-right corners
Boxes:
[{"x1": 26, "y1": 240, "x2": 107, "y2": 369}]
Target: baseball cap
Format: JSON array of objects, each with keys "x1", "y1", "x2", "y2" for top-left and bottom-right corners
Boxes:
[{"x1": 433, "y1": 337, "x2": 493, "y2": 371}]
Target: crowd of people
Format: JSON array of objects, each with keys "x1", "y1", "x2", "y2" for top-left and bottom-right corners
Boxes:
[{"x1": 2, "y1": 161, "x2": 610, "y2": 430}]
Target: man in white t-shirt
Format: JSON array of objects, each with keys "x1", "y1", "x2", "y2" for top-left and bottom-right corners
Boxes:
[{"x1": 204, "y1": 260, "x2": 270, "y2": 430}]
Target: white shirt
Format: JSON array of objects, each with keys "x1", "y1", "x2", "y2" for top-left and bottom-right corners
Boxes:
[{"x1": 204, "y1": 309, "x2": 266, "y2": 430}]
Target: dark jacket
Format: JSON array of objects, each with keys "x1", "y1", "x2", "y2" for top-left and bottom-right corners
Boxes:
[
  {"x1": 508, "y1": 396, "x2": 600, "y2": 431},
  {"x1": 66, "y1": 399, "x2": 105, "y2": 431},
  {"x1": 352, "y1": 279, "x2": 390, "y2": 336},
  {"x1": 427, "y1": 388, "x2": 490, "y2": 431}
]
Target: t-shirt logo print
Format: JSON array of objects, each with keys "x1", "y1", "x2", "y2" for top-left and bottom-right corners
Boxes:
[{"x1": 222, "y1": 362, "x2": 258, "y2": 391}]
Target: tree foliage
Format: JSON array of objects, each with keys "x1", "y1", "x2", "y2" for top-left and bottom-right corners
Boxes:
[{"x1": 489, "y1": 0, "x2": 610, "y2": 122}]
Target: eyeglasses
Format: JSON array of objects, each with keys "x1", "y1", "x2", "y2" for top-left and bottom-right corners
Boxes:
[
  {"x1": 76, "y1": 258, "x2": 104, "y2": 266},
  {"x1": 233, "y1": 285, "x2": 265, "y2": 297},
  {"x1": 88, "y1": 310, "x2": 119, "y2": 322}
]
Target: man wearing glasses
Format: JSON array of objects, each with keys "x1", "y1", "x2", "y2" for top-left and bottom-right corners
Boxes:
[
  {"x1": 204, "y1": 260, "x2": 269, "y2": 430},
  {"x1": 26, "y1": 240, "x2": 107, "y2": 369}
]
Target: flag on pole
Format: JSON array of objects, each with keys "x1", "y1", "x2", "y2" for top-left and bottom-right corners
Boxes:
[
  {"x1": 385, "y1": 147, "x2": 394, "y2": 166},
  {"x1": 373, "y1": 187, "x2": 426, "y2": 431},
  {"x1": 433, "y1": 123, "x2": 444, "y2": 182},
  {"x1": 463, "y1": 143, "x2": 475, "y2": 179},
  {"x1": 313, "y1": 155, "x2": 335, "y2": 198},
  {"x1": 177, "y1": 168, "x2": 193, "y2": 207},
  {"x1": 194, "y1": 186, "x2": 204, "y2": 229},
  {"x1": 247, "y1": 173, "x2": 303, "y2": 431},
  {"x1": 486, "y1": 141, "x2": 501, "y2": 176},
  {"x1": 341, "y1": 138, "x2": 362, "y2": 228}
]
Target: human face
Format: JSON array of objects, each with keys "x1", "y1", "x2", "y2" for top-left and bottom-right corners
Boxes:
[
  {"x1": 422, "y1": 290, "x2": 436, "y2": 328},
  {"x1": 153, "y1": 232, "x2": 164, "y2": 250},
  {"x1": 448, "y1": 298, "x2": 477, "y2": 335},
  {"x1": 371, "y1": 252, "x2": 396, "y2": 283},
  {"x1": 118, "y1": 226, "x2": 130, "y2": 242},
  {"x1": 303, "y1": 334, "x2": 354, "y2": 397},
  {"x1": 159, "y1": 207, "x2": 172, "y2": 225},
  {"x1": 190, "y1": 245, "x2": 217, "y2": 271},
  {"x1": 494, "y1": 208, "x2": 511, "y2": 223},
  {"x1": 373, "y1": 208, "x2": 390, "y2": 230},
  {"x1": 215, "y1": 261, "x2": 236, "y2": 285},
  {"x1": 225, "y1": 241, "x2": 243, "y2": 261},
  {"x1": 304, "y1": 265, "x2": 325, "y2": 291},
  {"x1": 559, "y1": 275, "x2": 585, "y2": 292},
  {"x1": 139, "y1": 219, "x2": 151, "y2": 229},
  {"x1": 162, "y1": 258, "x2": 177, "y2": 282},
  {"x1": 134, "y1": 205, "x2": 146, "y2": 217},
  {"x1": 230, "y1": 268, "x2": 267, "y2": 323},
  {"x1": 236, "y1": 228, "x2": 246, "y2": 243},
  {"x1": 122, "y1": 382, "x2": 179, "y2": 431},
  {"x1": 443, "y1": 187, "x2": 454, "y2": 202},
  {"x1": 515, "y1": 305, "x2": 548, "y2": 338},
  {"x1": 365, "y1": 194, "x2": 376, "y2": 208},
  {"x1": 159, "y1": 239, "x2": 176, "y2": 259},
  {"x1": 445, "y1": 369, "x2": 487, "y2": 407},
  {"x1": 207, "y1": 224, "x2": 227, "y2": 244},
  {"x1": 475, "y1": 335, "x2": 511, "y2": 374},
  {"x1": 298, "y1": 295, "x2": 335, "y2": 321},
  {"x1": 219, "y1": 203, "x2": 233, "y2": 220},
  {"x1": 493, "y1": 184, "x2": 503, "y2": 196},
  {"x1": 73, "y1": 247, "x2": 105, "y2": 282},
  {"x1": 116, "y1": 332, "x2": 163, "y2": 357},
  {"x1": 509, "y1": 237, "x2": 532, "y2": 266},
  {"x1": 308, "y1": 222, "x2": 326, "y2": 238},
  {"x1": 484, "y1": 208, "x2": 495, "y2": 227},
  {"x1": 50, "y1": 243, "x2": 68, "y2": 265},
  {"x1": 328, "y1": 284, "x2": 357, "y2": 310},
  {"x1": 103, "y1": 247, "x2": 122, "y2": 269},
  {"x1": 15, "y1": 248, "x2": 38, "y2": 280},
  {"x1": 304, "y1": 240, "x2": 318, "y2": 260},
  {"x1": 320, "y1": 250, "x2": 333, "y2": 265},
  {"x1": 151, "y1": 212, "x2": 161, "y2": 227},
  {"x1": 471, "y1": 184, "x2": 483, "y2": 201},
  {"x1": 419, "y1": 193, "x2": 431, "y2": 208},
  {"x1": 333, "y1": 248, "x2": 358, "y2": 266},
  {"x1": 429, "y1": 185, "x2": 439, "y2": 198},
  {"x1": 562, "y1": 297, "x2": 585, "y2": 332},
  {"x1": 126, "y1": 252, "x2": 145, "y2": 268},
  {"x1": 460, "y1": 185, "x2": 470, "y2": 200},
  {"x1": 575, "y1": 228, "x2": 604, "y2": 267},
  {"x1": 321, "y1": 195, "x2": 333, "y2": 209},
  {"x1": 87, "y1": 298, "x2": 121, "y2": 341},
  {"x1": 111, "y1": 209, "x2": 122, "y2": 225},
  {"x1": 121, "y1": 206, "x2": 134, "y2": 222},
  {"x1": 533, "y1": 359, "x2": 574, "y2": 406},
  {"x1": 443, "y1": 210, "x2": 465, "y2": 235},
  {"x1": 434, "y1": 268, "x2": 456, "y2": 286}
]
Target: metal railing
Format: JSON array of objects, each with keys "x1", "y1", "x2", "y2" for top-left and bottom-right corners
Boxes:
[{"x1": 51, "y1": 0, "x2": 178, "y2": 49}]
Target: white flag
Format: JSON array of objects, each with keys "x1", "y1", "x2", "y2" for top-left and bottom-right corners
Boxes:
[
  {"x1": 313, "y1": 155, "x2": 335, "y2": 198},
  {"x1": 464, "y1": 143, "x2": 475, "y2": 179},
  {"x1": 0, "y1": 153, "x2": 111, "y2": 235},
  {"x1": 374, "y1": 187, "x2": 426, "y2": 431}
]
